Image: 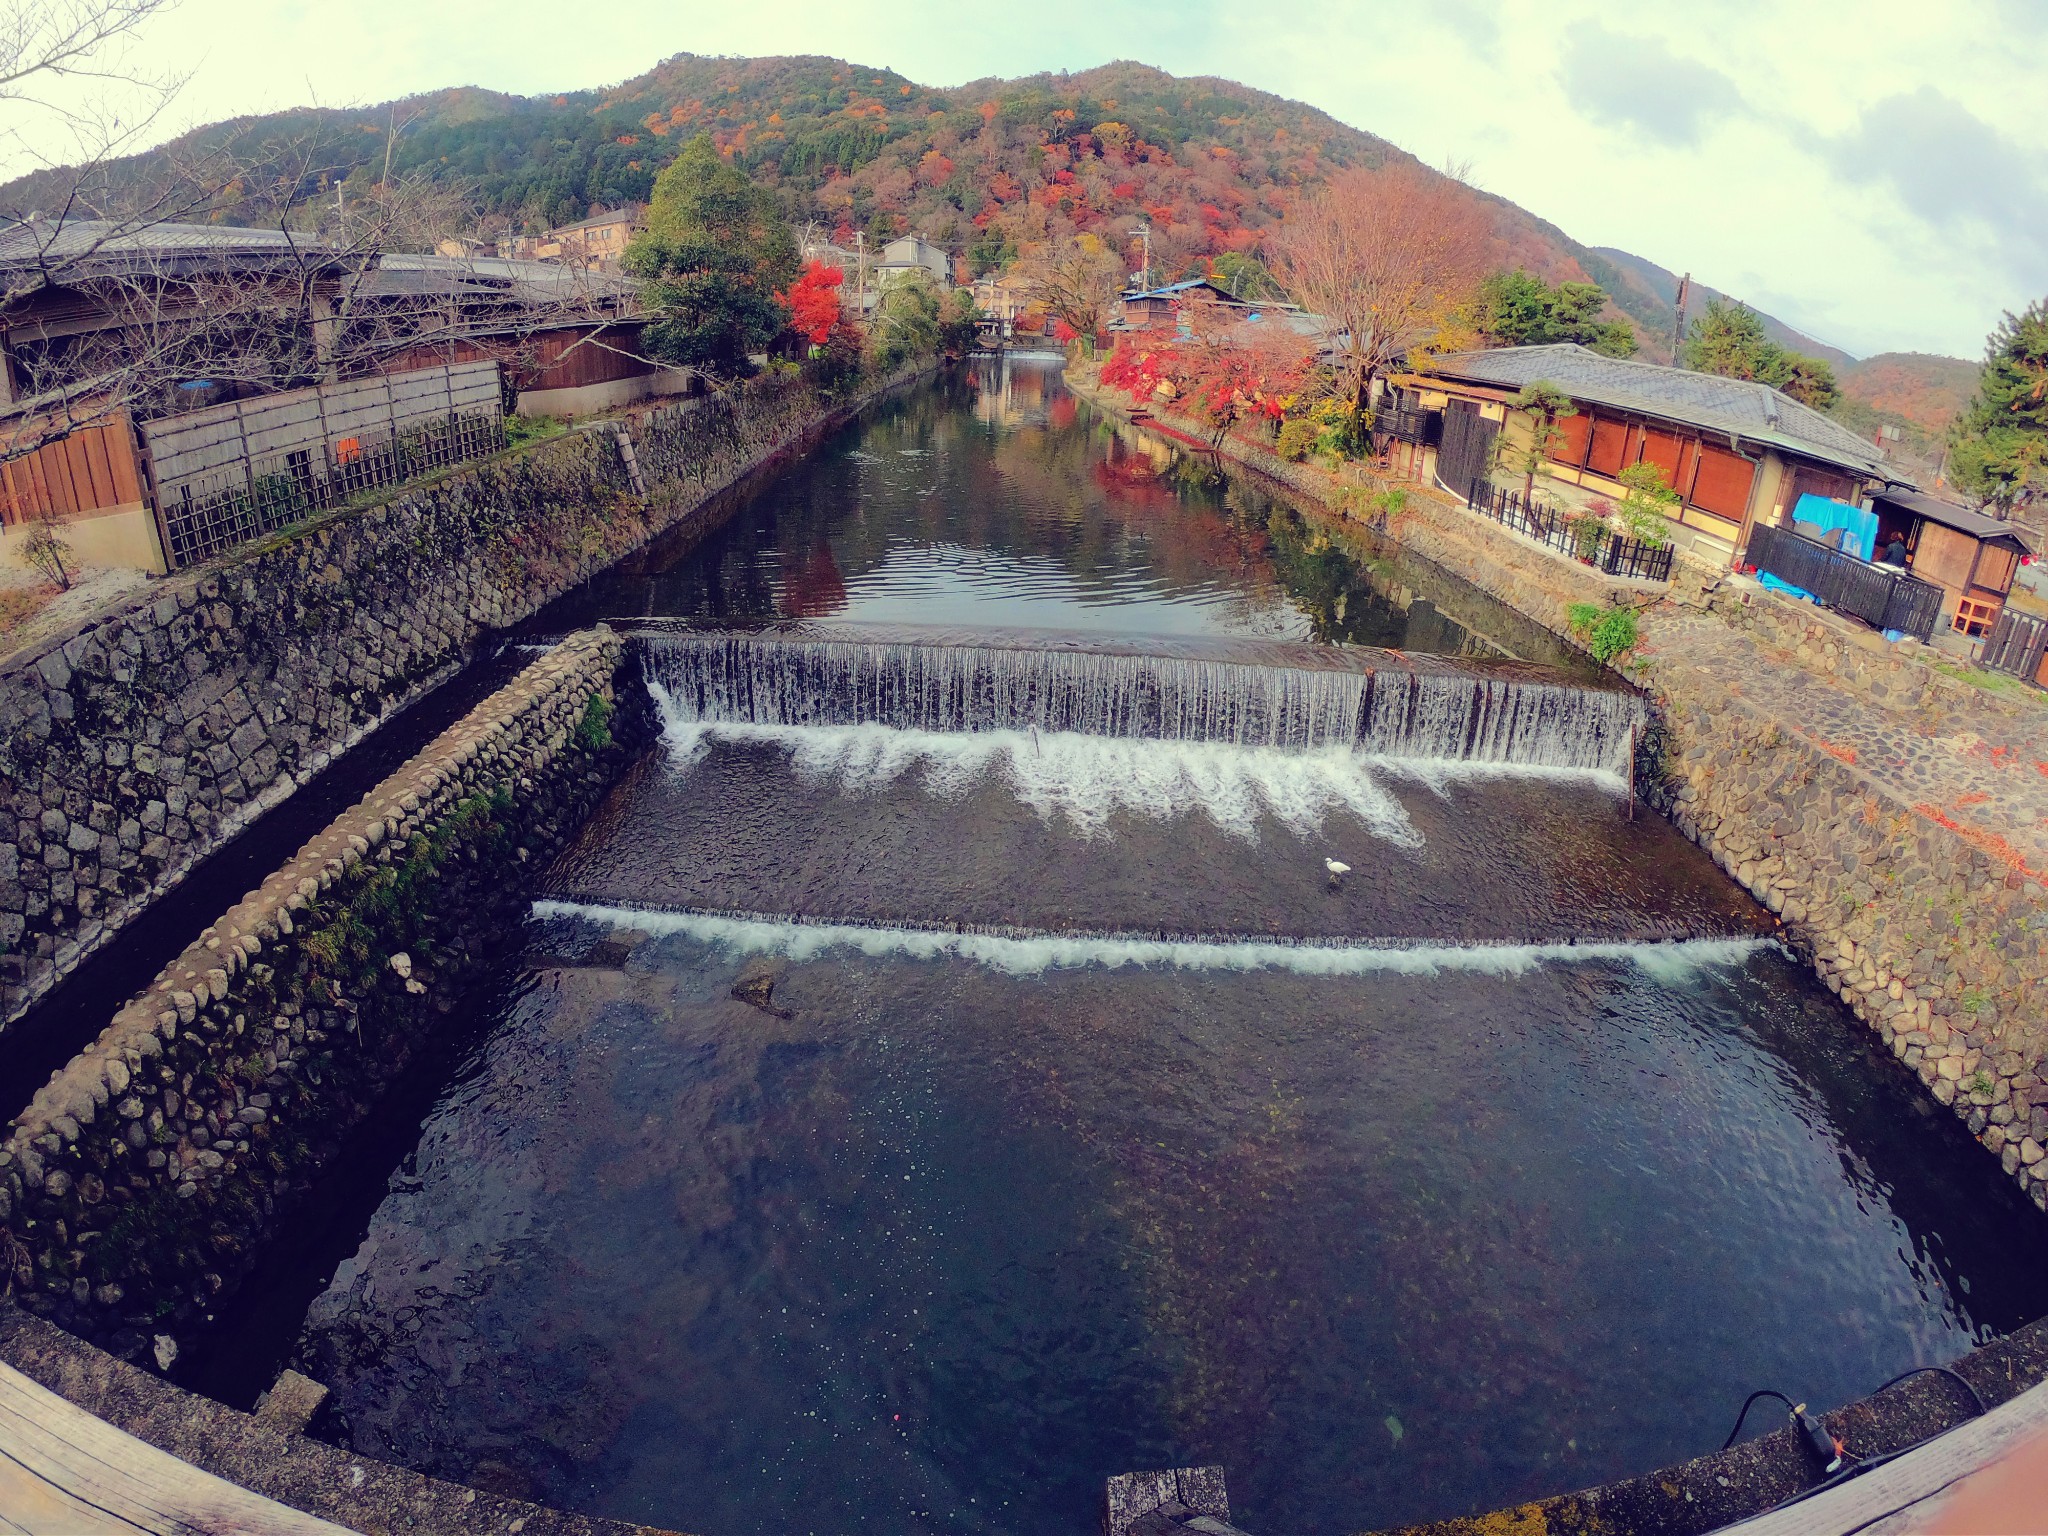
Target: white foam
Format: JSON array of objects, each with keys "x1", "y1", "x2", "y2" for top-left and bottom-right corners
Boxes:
[
  {"x1": 533, "y1": 900, "x2": 1769, "y2": 982},
  {"x1": 653, "y1": 691, "x2": 1420, "y2": 843}
]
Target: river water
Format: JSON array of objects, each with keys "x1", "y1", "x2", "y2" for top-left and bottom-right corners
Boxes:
[{"x1": 262, "y1": 358, "x2": 2048, "y2": 1535}]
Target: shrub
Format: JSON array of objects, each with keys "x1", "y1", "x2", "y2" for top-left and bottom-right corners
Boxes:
[
  {"x1": 574, "y1": 691, "x2": 615, "y2": 751},
  {"x1": 1276, "y1": 419, "x2": 1319, "y2": 461},
  {"x1": 1566, "y1": 602, "x2": 1640, "y2": 663},
  {"x1": 1615, "y1": 462, "x2": 1678, "y2": 547},
  {"x1": 20, "y1": 520, "x2": 75, "y2": 590}
]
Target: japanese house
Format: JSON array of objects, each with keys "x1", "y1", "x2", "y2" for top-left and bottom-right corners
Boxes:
[{"x1": 1399, "y1": 344, "x2": 1888, "y2": 566}]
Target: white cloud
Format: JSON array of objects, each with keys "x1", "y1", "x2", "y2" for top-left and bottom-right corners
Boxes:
[{"x1": 3, "y1": 0, "x2": 2038, "y2": 358}]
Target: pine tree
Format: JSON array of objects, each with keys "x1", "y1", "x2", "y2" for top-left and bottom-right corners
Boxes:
[
  {"x1": 1682, "y1": 298, "x2": 1838, "y2": 410},
  {"x1": 1948, "y1": 300, "x2": 2048, "y2": 516}
]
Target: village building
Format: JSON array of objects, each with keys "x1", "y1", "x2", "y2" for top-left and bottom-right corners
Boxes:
[
  {"x1": 527, "y1": 207, "x2": 642, "y2": 271},
  {"x1": 1114, "y1": 277, "x2": 1248, "y2": 331},
  {"x1": 969, "y1": 271, "x2": 1036, "y2": 341},
  {"x1": 0, "y1": 219, "x2": 679, "y2": 575},
  {"x1": 1399, "y1": 343, "x2": 1890, "y2": 570},
  {"x1": 800, "y1": 234, "x2": 953, "y2": 318},
  {"x1": 1867, "y1": 486, "x2": 2033, "y2": 640}
]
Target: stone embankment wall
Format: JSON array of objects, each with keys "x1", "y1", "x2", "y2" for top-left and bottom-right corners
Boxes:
[
  {"x1": 1071, "y1": 365, "x2": 2048, "y2": 1214},
  {"x1": 1645, "y1": 649, "x2": 2048, "y2": 1205},
  {"x1": 0, "y1": 368, "x2": 918, "y2": 1031},
  {"x1": 0, "y1": 629, "x2": 644, "y2": 1355}
]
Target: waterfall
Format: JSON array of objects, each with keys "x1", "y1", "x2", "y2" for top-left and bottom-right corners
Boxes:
[{"x1": 629, "y1": 622, "x2": 1645, "y2": 773}]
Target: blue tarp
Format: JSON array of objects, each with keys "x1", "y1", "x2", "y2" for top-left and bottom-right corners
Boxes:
[
  {"x1": 1789, "y1": 493, "x2": 1879, "y2": 563},
  {"x1": 1756, "y1": 571, "x2": 1818, "y2": 603}
]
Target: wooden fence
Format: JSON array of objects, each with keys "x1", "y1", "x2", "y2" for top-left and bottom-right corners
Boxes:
[
  {"x1": 1745, "y1": 521, "x2": 1946, "y2": 641},
  {"x1": 144, "y1": 362, "x2": 506, "y2": 568},
  {"x1": 0, "y1": 417, "x2": 146, "y2": 526},
  {"x1": 1980, "y1": 606, "x2": 2048, "y2": 686}
]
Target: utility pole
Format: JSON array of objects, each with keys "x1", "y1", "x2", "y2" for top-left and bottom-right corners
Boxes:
[
  {"x1": 1671, "y1": 272, "x2": 1691, "y2": 363},
  {"x1": 856, "y1": 231, "x2": 867, "y2": 317},
  {"x1": 1139, "y1": 223, "x2": 1152, "y2": 289}
]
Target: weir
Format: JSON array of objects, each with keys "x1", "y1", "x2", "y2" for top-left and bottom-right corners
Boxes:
[{"x1": 626, "y1": 620, "x2": 1645, "y2": 773}]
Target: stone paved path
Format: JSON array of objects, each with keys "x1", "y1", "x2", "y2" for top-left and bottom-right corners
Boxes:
[{"x1": 1640, "y1": 606, "x2": 2048, "y2": 884}]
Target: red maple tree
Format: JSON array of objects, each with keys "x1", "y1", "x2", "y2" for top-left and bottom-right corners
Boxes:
[{"x1": 779, "y1": 260, "x2": 847, "y2": 346}]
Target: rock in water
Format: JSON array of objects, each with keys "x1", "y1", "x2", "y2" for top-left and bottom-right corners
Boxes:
[{"x1": 731, "y1": 972, "x2": 794, "y2": 1019}]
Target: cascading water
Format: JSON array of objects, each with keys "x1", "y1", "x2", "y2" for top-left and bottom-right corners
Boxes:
[{"x1": 631, "y1": 621, "x2": 1646, "y2": 773}]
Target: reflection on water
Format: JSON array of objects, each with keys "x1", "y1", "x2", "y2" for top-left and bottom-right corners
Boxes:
[
  {"x1": 546, "y1": 356, "x2": 1584, "y2": 670},
  {"x1": 299, "y1": 918, "x2": 2048, "y2": 1536}
]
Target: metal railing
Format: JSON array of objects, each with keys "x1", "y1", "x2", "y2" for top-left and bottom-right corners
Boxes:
[
  {"x1": 159, "y1": 409, "x2": 507, "y2": 568},
  {"x1": 1465, "y1": 477, "x2": 1675, "y2": 582},
  {"x1": 1744, "y1": 521, "x2": 1945, "y2": 641}
]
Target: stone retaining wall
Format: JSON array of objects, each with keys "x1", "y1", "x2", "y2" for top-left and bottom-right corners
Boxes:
[
  {"x1": 0, "y1": 1304, "x2": 683, "y2": 1536},
  {"x1": 1071, "y1": 365, "x2": 2048, "y2": 1215},
  {"x1": 0, "y1": 366, "x2": 921, "y2": 1033},
  {"x1": 0, "y1": 629, "x2": 645, "y2": 1355},
  {"x1": 1645, "y1": 683, "x2": 2048, "y2": 1206}
]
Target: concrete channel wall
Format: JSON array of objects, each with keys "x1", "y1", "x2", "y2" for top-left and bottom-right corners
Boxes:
[
  {"x1": 0, "y1": 629, "x2": 644, "y2": 1353},
  {"x1": 0, "y1": 366, "x2": 924, "y2": 1034},
  {"x1": 1070, "y1": 370, "x2": 2048, "y2": 1219}
]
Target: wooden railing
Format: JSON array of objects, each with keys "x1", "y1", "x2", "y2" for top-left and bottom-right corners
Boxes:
[{"x1": 1744, "y1": 521, "x2": 1945, "y2": 641}]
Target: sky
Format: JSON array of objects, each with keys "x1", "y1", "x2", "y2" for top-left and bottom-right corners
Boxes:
[{"x1": 9, "y1": 0, "x2": 2044, "y2": 360}]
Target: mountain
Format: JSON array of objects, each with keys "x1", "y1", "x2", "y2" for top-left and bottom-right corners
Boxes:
[
  {"x1": 0, "y1": 52, "x2": 1979, "y2": 438},
  {"x1": 1840, "y1": 353, "x2": 1980, "y2": 434},
  {"x1": 0, "y1": 55, "x2": 1719, "y2": 322},
  {"x1": 1589, "y1": 247, "x2": 1856, "y2": 367}
]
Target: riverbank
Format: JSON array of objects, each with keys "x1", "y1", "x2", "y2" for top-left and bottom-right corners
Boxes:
[
  {"x1": 0, "y1": 363, "x2": 931, "y2": 1038},
  {"x1": 1068, "y1": 364, "x2": 2048, "y2": 1217}
]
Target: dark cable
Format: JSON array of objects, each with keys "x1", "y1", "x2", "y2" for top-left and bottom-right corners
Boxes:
[
  {"x1": 1721, "y1": 1387, "x2": 1799, "y2": 1450},
  {"x1": 1867, "y1": 1364, "x2": 1988, "y2": 1417},
  {"x1": 1722, "y1": 1367, "x2": 1990, "y2": 1523}
]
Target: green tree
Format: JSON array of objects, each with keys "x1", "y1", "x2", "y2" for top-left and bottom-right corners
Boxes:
[
  {"x1": 1474, "y1": 270, "x2": 1638, "y2": 358},
  {"x1": 1681, "y1": 297, "x2": 1775, "y2": 377},
  {"x1": 1681, "y1": 298, "x2": 1839, "y2": 409},
  {"x1": 1504, "y1": 380, "x2": 1577, "y2": 501},
  {"x1": 1613, "y1": 462, "x2": 1677, "y2": 547},
  {"x1": 626, "y1": 135, "x2": 800, "y2": 376},
  {"x1": 1210, "y1": 251, "x2": 1283, "y2": 301},
  {"x1": 869, "y1": 271, "x2": 944, "y2": 369},
  {"x1": 1948, "y1": 299, "x2": 2048, "y2": 516},
  {"x1": 938, "y1": 290, "x2": 983, "y2": 355}
]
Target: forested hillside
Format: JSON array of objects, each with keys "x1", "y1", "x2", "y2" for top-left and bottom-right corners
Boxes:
[
  {"x1": 0, "y1": 54, "x2": 1700, "y2": 318},
  {"x1": 1840, "y1": 353, "x2": 1981, "y2": 434},
  {"x1": 0, "y1": 51, "x2": 1979, "y2": 439}
]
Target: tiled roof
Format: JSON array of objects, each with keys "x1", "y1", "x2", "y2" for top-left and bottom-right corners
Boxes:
[
  {"x1": 0, "y1": 217, "x2": 338, "y2": 270},
  {"x1": 1873, "y1": 486, "x2": 2031, "y2": 549},
  {"x1": 1423, "y1": 343, "x2": 1886, "y2": 477},
  {"x1": 548, "y1": 208, "x2": 637, "y2": 234}
]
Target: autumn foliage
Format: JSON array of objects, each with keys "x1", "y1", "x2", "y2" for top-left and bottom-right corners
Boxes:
[
  {"x1": 779, "y1": 259, "x2": 847, "y2": 345},
  {"x1": 1100, "y1": 292, "x2": 1314, "y2": 437},
  {"x1": 1271, "y1": 162, "x2": 1493, "y2": 402}
]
